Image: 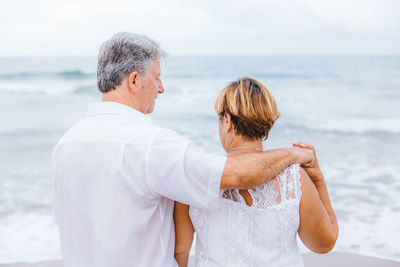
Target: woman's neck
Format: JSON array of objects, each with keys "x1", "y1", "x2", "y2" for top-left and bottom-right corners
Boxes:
[{"x1": 226, "y1": 137, "x2": 263, "y2": 155}]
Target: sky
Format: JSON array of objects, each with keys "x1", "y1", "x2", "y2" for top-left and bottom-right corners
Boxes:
[{"x1": 0, "y1": 0, "x2": 399, "y2": 56}]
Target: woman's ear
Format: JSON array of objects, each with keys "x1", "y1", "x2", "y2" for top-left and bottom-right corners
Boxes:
[{"x1": 224, "y1": 113, "x2": 234, "y2": 133}]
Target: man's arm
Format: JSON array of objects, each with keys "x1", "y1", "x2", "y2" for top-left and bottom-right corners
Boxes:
[{"x1": 220, "y1": 147, "x2": 314, "y2": 189}]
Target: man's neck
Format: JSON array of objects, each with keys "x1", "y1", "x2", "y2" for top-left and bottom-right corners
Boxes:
[{"x1": 102, "y1": 89, "x2": 129, "y2": 105}]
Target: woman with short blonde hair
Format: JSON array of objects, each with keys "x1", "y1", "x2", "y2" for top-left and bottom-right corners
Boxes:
[
  {"x1": 214, "y1": 77, "x2": 280, "y2": 140},
  {"x1": 174, "y1": 77, "x2": 338, "y2": 267}
]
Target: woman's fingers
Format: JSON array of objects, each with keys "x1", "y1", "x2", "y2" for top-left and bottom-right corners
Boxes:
[
  {"x1": 293, "y1": 143, "x2": 317, "y2": 163},
  {"x1": 292, "y1": 143, "x2": 303, "y2": 148},
  {"x1": 293, "y1": 142, "x2": 314, "y2": 151}
]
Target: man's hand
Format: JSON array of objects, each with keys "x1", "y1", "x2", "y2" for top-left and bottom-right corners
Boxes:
[
  {"x1": 292, "y1": 142, "x2": 324, "y2": 182},
  {"x1": 290, "y1": 146, "x2": 314, "y2": 168}
]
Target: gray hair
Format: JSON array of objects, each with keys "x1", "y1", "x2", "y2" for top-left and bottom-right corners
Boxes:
[{"x1": 97, "y1": 32, "x2": 166, "y2": 93}]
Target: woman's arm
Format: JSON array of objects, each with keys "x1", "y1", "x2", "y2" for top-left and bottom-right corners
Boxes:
[
  {"x1": 298, "y1": 167, "x2": 339, "y2": 254},
  {"x1": 293, "y1": 142, "x2": 338, "y2": 252},
  {"x1": 173, "y1": 202, "x2": 194, "y2": 267}
]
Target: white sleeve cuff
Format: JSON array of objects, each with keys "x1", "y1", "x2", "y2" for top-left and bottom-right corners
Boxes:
[{"x1": 205, "y1": 155, "x2": 227, "y2": 211}]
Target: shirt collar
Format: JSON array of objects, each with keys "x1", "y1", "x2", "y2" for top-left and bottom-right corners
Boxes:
[{"x1": 86, "y1": 102, "x2": 152, "y2": 124}]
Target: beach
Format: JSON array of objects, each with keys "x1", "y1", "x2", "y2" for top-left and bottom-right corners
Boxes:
[
  {"x1": 1, "y1": 253, "x2": 399, "y2": 267},
  {"x1": 1, "y1": 56, "x2": 399, "y2": 263}
]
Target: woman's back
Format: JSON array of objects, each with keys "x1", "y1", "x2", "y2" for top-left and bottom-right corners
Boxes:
[{"x1": 189, "y1": 164, "x2": 304, "y2": 267}]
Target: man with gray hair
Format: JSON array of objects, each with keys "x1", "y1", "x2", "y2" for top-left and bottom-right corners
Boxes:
[{"x1": 52, "y1": 32, "x2": 313, "y2": 267}]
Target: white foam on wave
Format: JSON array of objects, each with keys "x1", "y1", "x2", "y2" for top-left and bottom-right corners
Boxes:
[
  {"x1": 281, "y1": 116, "x2": 400, "y2": 135},
  {"x1": 334, "y1": 208, "x2": 400, "y2": 262},
  {"x1": 318, "y1": 162, "x2": 400, "y2": 262},
  {"x1": 313, "y1": 118, "x2": 400, "y2": 134},
  {"x1": 0, "y1": 211, "x2": 61, "y2": 263},
  {"x1": 0, "y1": 79, "x2": 96, "y2": 94}
]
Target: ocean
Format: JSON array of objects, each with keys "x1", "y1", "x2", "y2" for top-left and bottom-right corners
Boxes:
[{"x1": 0, "y1": 55, "x2": 399, "y2": 263}]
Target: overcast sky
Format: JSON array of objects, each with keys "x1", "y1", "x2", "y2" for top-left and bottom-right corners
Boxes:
[{"x1": 1, "y1": 0, "x2": 399, "y2": 56}]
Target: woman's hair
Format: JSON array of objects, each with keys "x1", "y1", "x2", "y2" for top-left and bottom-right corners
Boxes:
[{"x1": 214, "y1": 77, "x2": 280, "y2": 140}]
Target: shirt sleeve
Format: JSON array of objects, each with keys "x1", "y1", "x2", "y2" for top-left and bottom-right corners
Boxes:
[{"x1": 147, "y1": 128, "x2": 226, "y2": 211}]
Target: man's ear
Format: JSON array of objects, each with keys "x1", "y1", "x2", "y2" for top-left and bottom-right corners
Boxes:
[{"x1": 127, "y1": 70, "x2": 141, "y2": 93}]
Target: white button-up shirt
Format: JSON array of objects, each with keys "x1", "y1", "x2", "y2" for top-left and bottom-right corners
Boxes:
[{"x1": 52, "y1": 102, "x2": 226, "y2": 267}]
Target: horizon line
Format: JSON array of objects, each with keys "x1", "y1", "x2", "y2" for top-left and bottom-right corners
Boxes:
[{"x1": 1, "y1": 53, "x2": 400, "y2": 59}]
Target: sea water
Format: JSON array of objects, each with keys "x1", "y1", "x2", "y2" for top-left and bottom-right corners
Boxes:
[{"x1": 0, "y1": 55, "x2": 399, "y2": 263}]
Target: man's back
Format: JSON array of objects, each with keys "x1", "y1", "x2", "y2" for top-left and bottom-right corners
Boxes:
[
  {"x1": 52, "y1": 102, "x2": 224, "y2": 267},
  {"x1": 53, "y1": 102, "x2": 175, "y2": 267}
]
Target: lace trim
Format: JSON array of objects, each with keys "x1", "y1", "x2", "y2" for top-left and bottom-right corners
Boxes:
[{"x1": 222, "y1": 164, "x2": 301, "y2": 209}]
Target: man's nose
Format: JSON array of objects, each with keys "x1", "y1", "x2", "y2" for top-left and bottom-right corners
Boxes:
[{"x1": 158, "y1": 81, "x2": 164, "y2": 94}]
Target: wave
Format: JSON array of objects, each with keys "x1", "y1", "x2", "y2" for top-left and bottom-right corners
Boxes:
[
  {"x1": 278, "y1": 118, "x2": 400, "y2": 135},
  {"x1": 164, "y1": 72, "x2": 315, "y2": 79},
  {"x1": 0, "y1": 80, "x2": 99, "y2": 95},
  {"x1": 0, "y1": 70, "x2": 95, "y2": 80},
  {"x1": 73, "y1": 85, "x2": 98, "y2": 95},
  {"x1": 251, "y1": 72, "x2": 315, "y2": 79},
  {"x1": 0, "y1": 128, "x2": 64, "y2": 138}
]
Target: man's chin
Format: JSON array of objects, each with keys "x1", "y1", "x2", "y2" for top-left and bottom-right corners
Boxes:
[{"x1": 147, "y1": 105, "x2": 155, "y2": 114}]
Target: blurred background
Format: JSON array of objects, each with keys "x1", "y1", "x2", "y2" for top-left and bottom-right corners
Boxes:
[{"x1": 0, "y1": 0, "x2": 399, "y2": 264}]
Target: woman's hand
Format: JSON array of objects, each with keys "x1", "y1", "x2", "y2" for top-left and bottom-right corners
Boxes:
[
  {"x1": 292, "y1": 142, "x2": 324, "y2": 182},
  {"x1": 290, "y1": 146, "x2": 315, "y2": 168}
]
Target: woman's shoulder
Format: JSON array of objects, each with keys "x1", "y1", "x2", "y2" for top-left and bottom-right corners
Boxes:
[
  {"x1": 274, "y1": 164, "x2": 302, "y2": 201},
  {"x1": 278, "y1": 164, "x2": 301, "y2": 178}
]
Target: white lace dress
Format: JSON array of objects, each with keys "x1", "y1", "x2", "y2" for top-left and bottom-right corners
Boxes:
[{"x1": 189, "y1": 164, "x2": 303, "y2": 267}]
